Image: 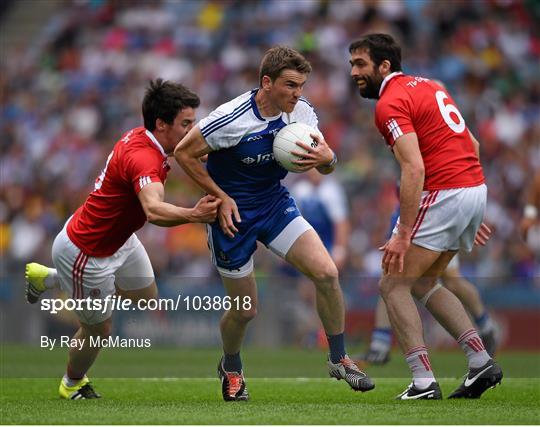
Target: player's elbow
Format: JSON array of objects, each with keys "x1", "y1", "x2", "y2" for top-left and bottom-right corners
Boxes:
[
  {"x1": 143, "y1": 204, "x2": 161, "y2": 225},
  {"x1": 146, "y1": 213, "x2": 159, "y2": 225},
  {"x1": 146, "y1": 212, "x2": 170, "y2": 227}
]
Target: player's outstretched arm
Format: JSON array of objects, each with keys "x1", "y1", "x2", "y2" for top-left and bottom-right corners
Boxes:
[
  {"x1": 174, "y1": 126, "x2": 241, "y2": 237},
  {"x1": 138, "y1": 182, "x2": 220, "y2": 226}
]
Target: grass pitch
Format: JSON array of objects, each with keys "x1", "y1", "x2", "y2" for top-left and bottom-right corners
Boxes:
[{"x1": 1, "y1": 346, "x2": 539, "y2": 424}]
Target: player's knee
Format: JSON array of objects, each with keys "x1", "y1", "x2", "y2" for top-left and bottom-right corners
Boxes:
[
  {"x1": 378, "y1": 276, "x2": 394, "y2": 300},
  {"x1": 235, "y1": 307, "x2": 257, "y2": 323},
  {"x1": 227, "y1": 302, "x2": 257, "y2": 323},
  {"x1": 309, "y1": 262, "x2": 339, "y2": 287},
  {"x1": 379, "y1": 275, "x2": 416, "y2": 300}
]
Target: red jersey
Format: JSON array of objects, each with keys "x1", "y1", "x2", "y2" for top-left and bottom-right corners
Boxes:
[
  {"x1": 67, "y1": 127, "x2": 170, "y2": 257},
  {"x1": 375, "y1": 73, "x2": 484, "y2": 190}
]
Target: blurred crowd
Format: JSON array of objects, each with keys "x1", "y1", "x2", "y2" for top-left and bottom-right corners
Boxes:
[{"x1": 1, "y1": 0, "x2": 539, "y2": 297}]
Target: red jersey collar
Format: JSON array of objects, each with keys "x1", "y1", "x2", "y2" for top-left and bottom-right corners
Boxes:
[
  {"x1": 144, "y1": 129, "x2": 167, "y2": 157},
  {"x1": 379, "y1": 71, "x2": 404, "y2": 97}
]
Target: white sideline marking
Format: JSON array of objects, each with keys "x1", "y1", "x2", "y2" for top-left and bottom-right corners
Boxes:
[
  {"x1": 138, "y1": 377, "x2": 325, "y2": 382},
  {"x1": 135, "y1": 377, "x2": 467, "y2": 382}
]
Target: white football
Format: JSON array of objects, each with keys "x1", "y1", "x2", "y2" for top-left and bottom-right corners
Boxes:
[{"x1": 273, "y1": 122, "x2": 320, "y2": 173}]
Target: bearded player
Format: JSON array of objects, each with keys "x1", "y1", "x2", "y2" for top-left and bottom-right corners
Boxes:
[{"x1": 348, "y1": 33, "x2": 502, "y2": 399}]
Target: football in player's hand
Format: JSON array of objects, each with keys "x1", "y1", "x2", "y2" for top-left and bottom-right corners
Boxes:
[{"x1": 273, "y1": 122, "x2": 320, "y2": 173}]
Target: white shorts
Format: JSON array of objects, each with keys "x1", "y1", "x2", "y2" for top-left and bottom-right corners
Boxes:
[
  {"x1": 446, "y1": 253, "x2": 460, "y2": 270},
  {"x1": 393, "y1": 184, "x2": 487, "y2": 252},
  {"x1": 51, "y1": 223, "x2": 155, "y2": 324}
]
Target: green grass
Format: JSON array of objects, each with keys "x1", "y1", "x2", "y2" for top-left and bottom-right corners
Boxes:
[{"x1": 1, "y1": 346, "x2": 539, "y2": 424}]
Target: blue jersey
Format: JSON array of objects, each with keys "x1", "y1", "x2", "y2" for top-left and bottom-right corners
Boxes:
[{"x1": 199, "y1": 89, "x2": 319, "y2": 210}]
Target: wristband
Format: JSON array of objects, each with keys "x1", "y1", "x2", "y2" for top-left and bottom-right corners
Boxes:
[{"x1": 524, "y1": 204, "x2": 538, "y2": 219}]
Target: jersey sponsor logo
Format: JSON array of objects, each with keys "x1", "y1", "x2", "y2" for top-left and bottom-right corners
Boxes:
[
  {"x1": 246, "y1": 135, "x2": 263, "y2": 142},
  {"x1": 241, "y1": 157, "x2": 256, "y2": 165},
  {"x1": 139, "y1": 176, "x2": 152, "y2": 190},
  {"x1": 241, "y1": 153, "x2": 275, "y2": 165},
  {"x1": 386, "y1": 118, "x2": 403, "y2": 142}
]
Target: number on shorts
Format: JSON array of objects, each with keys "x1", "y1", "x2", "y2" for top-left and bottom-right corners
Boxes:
[{"x1": 435, "y1": 90, "x2": 465, "y2": 133}]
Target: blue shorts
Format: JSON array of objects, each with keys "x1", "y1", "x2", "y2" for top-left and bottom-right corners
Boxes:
[
  {"x1": 387, "y1": 207, "x2": 400, "y2": 239},
  {"x1": 207, "y1": 193, "x2": 312, "y2": 277}
]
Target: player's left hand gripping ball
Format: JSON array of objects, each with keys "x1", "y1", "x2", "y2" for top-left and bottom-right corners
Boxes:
[{"x1": 291, "y1": 133, "x2": 334, "y2": 171}]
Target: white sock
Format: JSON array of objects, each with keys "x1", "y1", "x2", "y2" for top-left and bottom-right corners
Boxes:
[
  {"x1": 62, "y1": 374, "x2": 85, "y2": 387},
  {"x1": 44, "y1": 268, "x2": 58, "y2": 289},
  {"x1": 405, "y1": 345, "x2": 435, "y2": 389},
  {"x1": 457, "y1": 328, "x2": 491, "y2": 369}
]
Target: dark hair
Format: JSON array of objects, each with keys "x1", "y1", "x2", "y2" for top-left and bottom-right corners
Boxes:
[
  {"x1": 349, "y1": 33, "x2": 402, "y2": 72},
  {"x1": 259, "y1": 46, "x2": 312, "y2": 85},
  {"x1": 142, "y1": 79, "x2": 200, "y2": 131}
]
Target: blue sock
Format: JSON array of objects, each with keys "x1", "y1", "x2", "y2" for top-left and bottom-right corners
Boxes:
[
  {"x1": 474, "y1": 312, "x2": 489, "y2": 330},
  {"x1": 223, "y1": 352, "x2": 242, "y2": 373},
  {"x1": 327, "y1": 333, "x2": 346, "y2": 363},
  {"x1": 371, "y1": 328, "x2": 392, "y2": 349}
]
